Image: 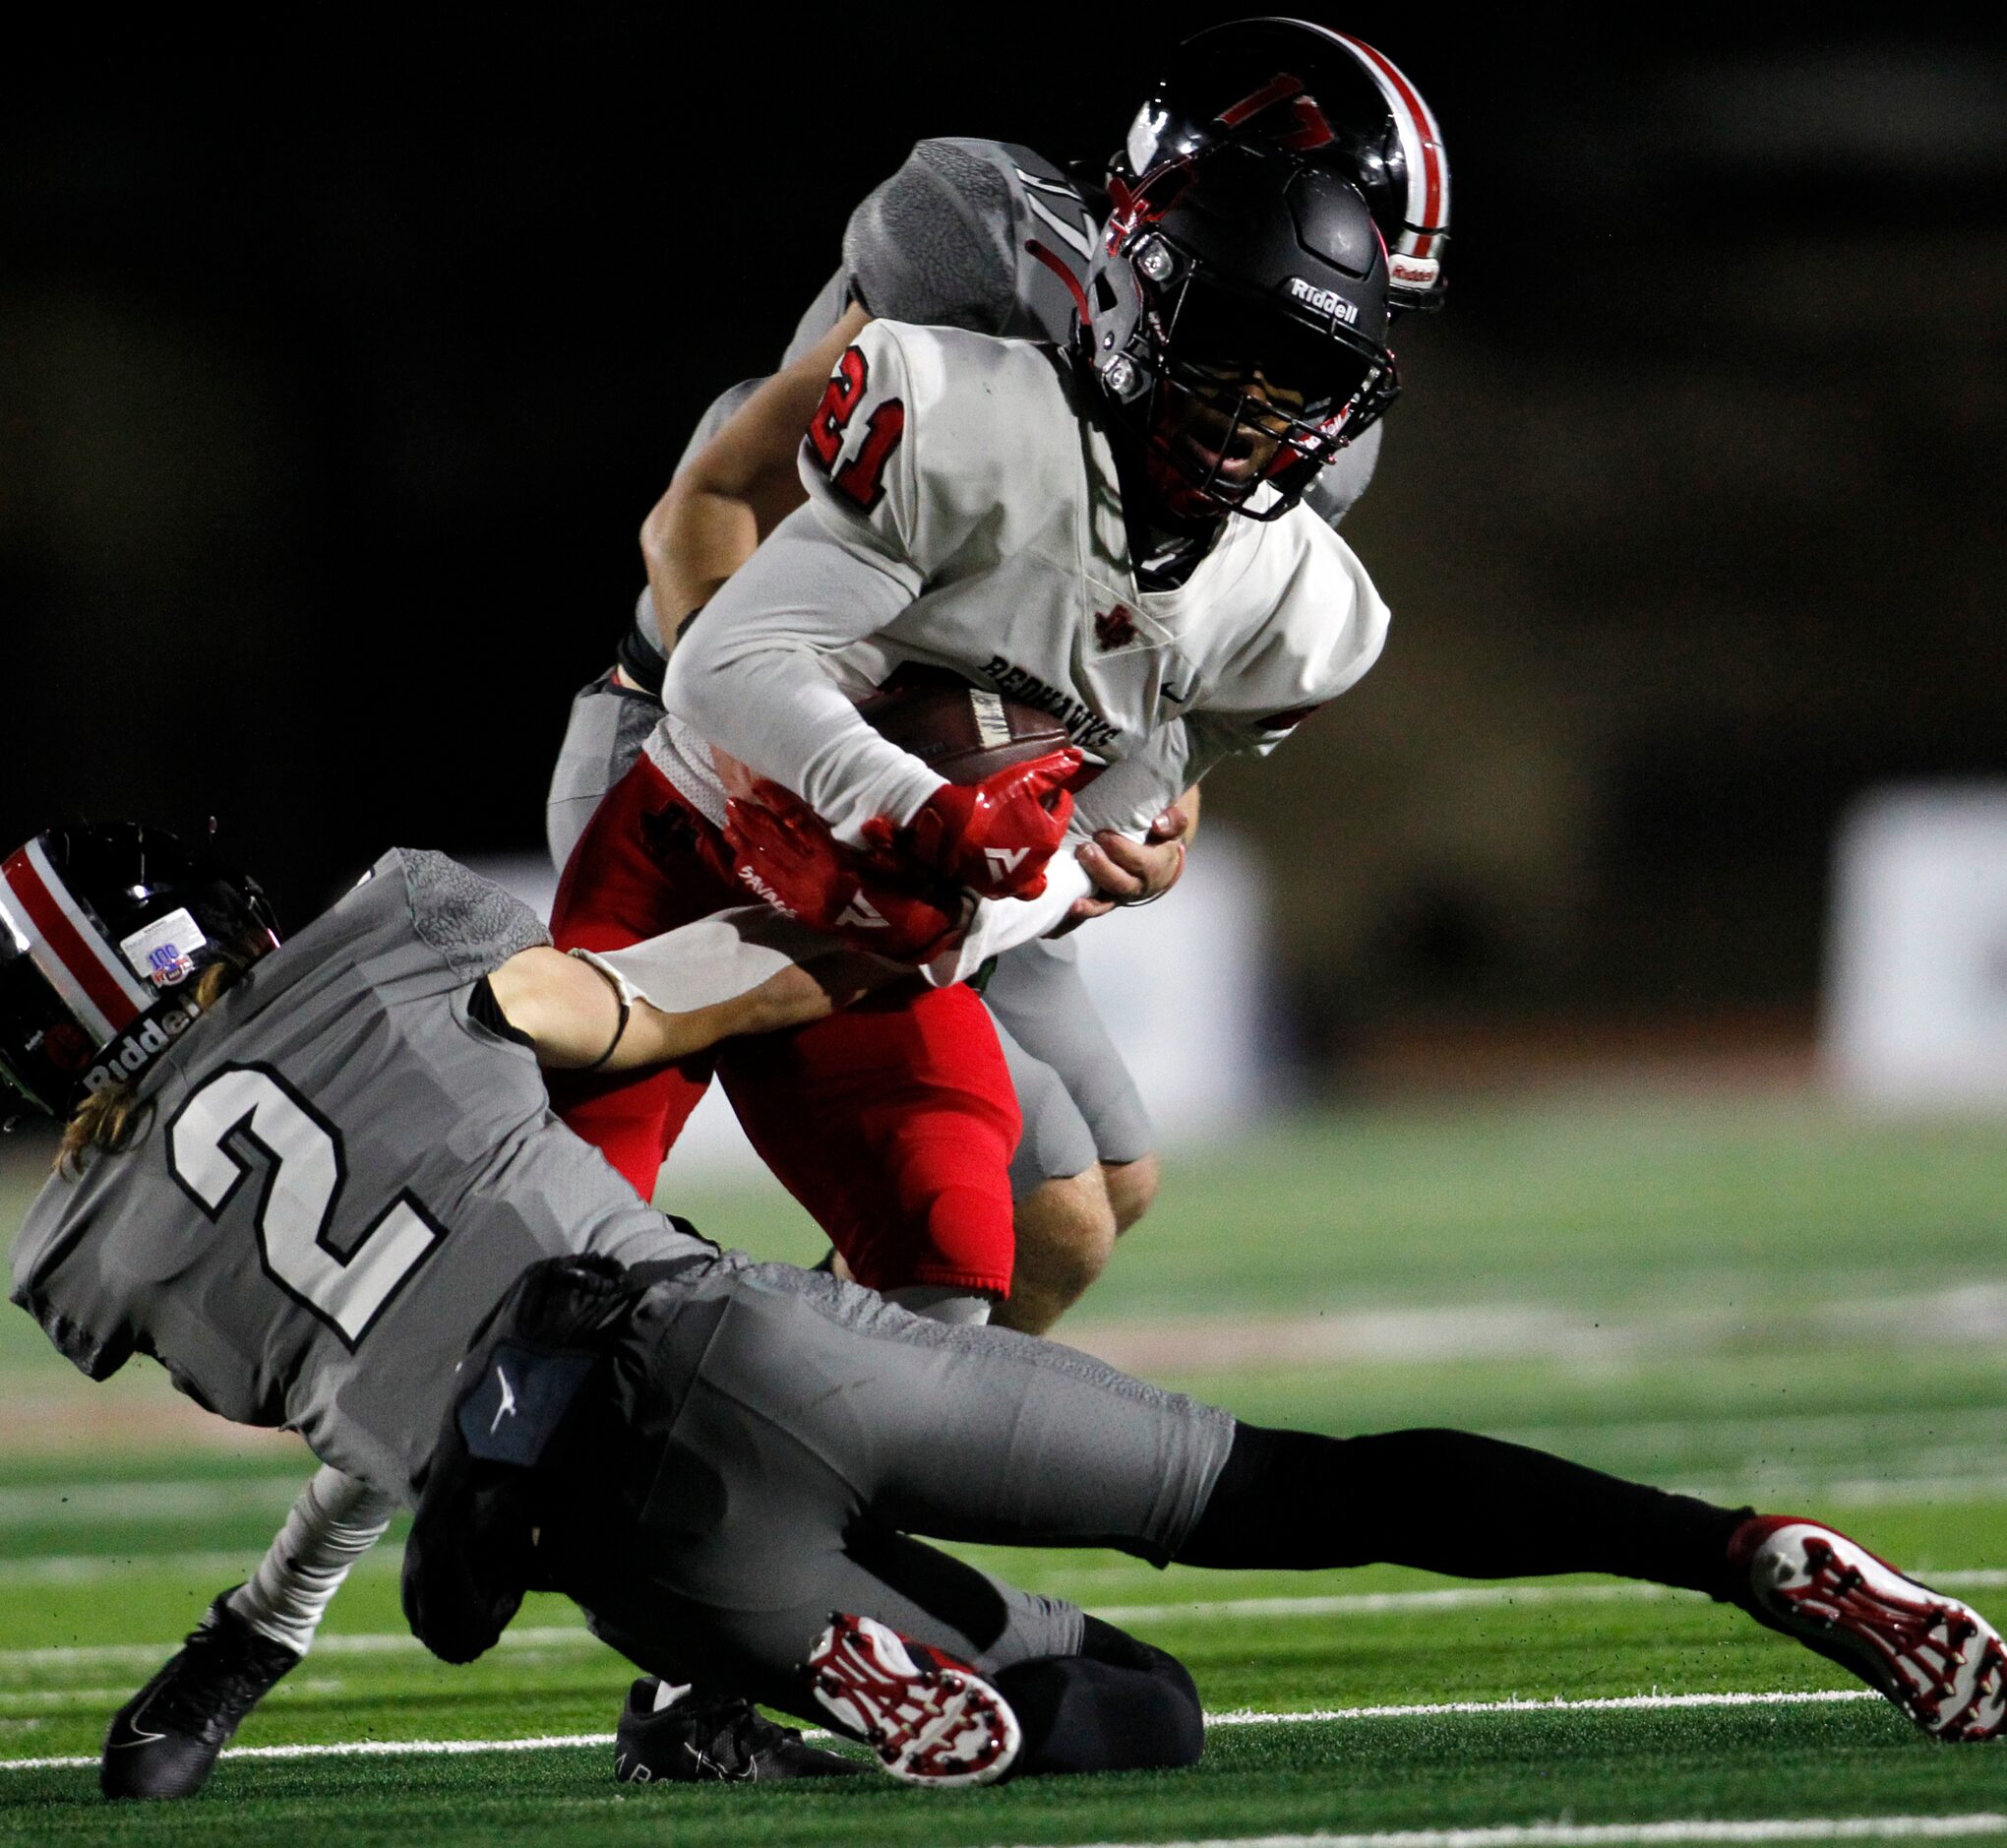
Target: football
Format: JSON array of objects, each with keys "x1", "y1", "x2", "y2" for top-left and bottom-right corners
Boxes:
[{"x1": 852, "y1": 665, "x2": 1072, "y2": 786}]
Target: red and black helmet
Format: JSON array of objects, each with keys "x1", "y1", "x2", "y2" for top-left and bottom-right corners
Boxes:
[
  {"x1": 1116, "y1": 19, "x2": 1451, "y2": 311},
  {"x1": 1079, "y1": 142, "x2": 1400, "y2": 524},
  {"x1": 0, "y1": 823, "x2": 279, "y2": 1117}
]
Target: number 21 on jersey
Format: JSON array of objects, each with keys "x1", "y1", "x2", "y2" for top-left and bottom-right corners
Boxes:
[
  {"x1": 805, "y1": 344, "x2": 905, "y2": 513},
  {"x1": 168, "y1": 1063, "x2": 445, "y2": 1348}
]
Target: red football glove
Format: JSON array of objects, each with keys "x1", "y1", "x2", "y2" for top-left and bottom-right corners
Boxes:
[
  {"x1": 869, "y1": 748, "x2": 1083, "y2": 902},
  {"x1": 724, "y1": 779, "x2": 966, "y2": 963}
]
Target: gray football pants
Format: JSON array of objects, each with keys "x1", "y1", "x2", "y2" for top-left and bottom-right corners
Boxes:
[
  {"x1": 553, "y1": 1261, "x2": 1235, "y2": 1716},
  {"x1": 546, "y1": 672, "x2": 1153, "y2": 1197}
]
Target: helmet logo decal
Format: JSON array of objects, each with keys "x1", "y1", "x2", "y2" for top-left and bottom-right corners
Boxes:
[
  {"x1": 1, "y1": 841, "x2": 151, "y2": 1042},
  {"x1": 1289, "y1": 276, "x2": 1359, "y2": 325},
  {"x1": 1214, "y1": 72, "x2": 1337, "y2": 154},
  {"x1": 83, "y1": 995, "x2": 205, "y2": 1096},
  {"x1": 119, "y1": 908, "x2": 209, "y2": 989},
  {"x1": 1216, "y1": 71, "x2": 1306, "y2": 130}
]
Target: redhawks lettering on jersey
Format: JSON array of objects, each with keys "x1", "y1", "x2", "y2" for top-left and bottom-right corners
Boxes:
[
  {"x1": 981, "y1": 656, "x2": 1123, "y2": 753},
  {"x1": 805, "y1": 344, "x2": 907, "y2": 514}
]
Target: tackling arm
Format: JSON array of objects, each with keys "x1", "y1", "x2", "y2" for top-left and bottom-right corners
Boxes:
[
  {"x1": 638, "y1": 304, "x2": 873, "y2": 652},
  {"x1": 485, "y1": 939, "x2": 892, "y2": 1072}
]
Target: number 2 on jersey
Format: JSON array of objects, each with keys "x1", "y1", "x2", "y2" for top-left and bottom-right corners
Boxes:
[
  {"x1": 168, "y1": 1064, "x2": 445, "y2": 1348},
  {"x1": 806, "y1": 343, "x2": 906, "y2": 513}
]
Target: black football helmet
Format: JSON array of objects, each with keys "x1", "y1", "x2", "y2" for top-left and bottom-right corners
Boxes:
[
  {"x1": 1078, "y1": 141, "x2": 1399, "y2": 524},
  {"x1": 0, "y1": 824, "x2": 279, "y2": 1117},
  {"x1": 1116, "y1": 19, "x2": 1450, "y2": 311}
]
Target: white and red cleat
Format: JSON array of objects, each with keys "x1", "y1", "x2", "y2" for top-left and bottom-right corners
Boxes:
[
  {"x1": 1732, "y1": 1515, "x2": 2007, "y2": 1741},
  {"x1": 807, "y1": 1613, "x2": 1021, "y2": 1787}
]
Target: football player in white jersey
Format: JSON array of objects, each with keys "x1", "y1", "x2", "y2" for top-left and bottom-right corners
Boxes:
[
  {"x1": 552, "y1": 129, "x2": 1404, "y2": 1333},
  {"x1": 552, "y1": 18, "x2": 1451, "y2": 1332}
]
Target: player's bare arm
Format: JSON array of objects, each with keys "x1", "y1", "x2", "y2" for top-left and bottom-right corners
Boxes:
[
  {"x1": 634, "y1": 302, "x2": 873, "y2": 663},
  {"x1": 486, "y1": 942, "x2": 888, "y2": 1070}
]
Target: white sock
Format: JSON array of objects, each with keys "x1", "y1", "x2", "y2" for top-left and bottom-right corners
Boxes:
[{"x1": 225, "y1": 1465, "x2": 395, "y2": 1656}]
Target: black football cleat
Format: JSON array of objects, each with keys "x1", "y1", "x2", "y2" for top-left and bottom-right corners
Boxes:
[
  {"x1": 612, "y1": 1678, "x2": 866, "y2": 1783},
  {"x1": 1732, "y1": 1514, "x2": 2007, "y2": 1741},
  {"x1": 100, "y1": 1589, "x2": 301, "y2": 1799}
]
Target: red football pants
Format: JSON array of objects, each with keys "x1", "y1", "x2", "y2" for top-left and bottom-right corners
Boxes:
[{"x1": 548, "y1": 756, "x2": 1021, "y2": 1298}]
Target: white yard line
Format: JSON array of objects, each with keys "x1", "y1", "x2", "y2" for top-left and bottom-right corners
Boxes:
[
  {"x1": 0, "y1": 1624, "x2": 596, "y2": 1677},
  {"x1": 0, "y1": 1548, "x2": 402, "y2": 1587},
  {"x1": 990, "y1": 1817, "x2": 2007, "y2": 1848},
  {"x1": 0, "y1": 1687, "x2": 1889, "y2": 1772},
  {"x1": 9, "y1": 1453, "x2": 2007, "y2": 1537},
  {"x1": 1205, "y1": 1692, "x2": 1877, "y2": 1725},
  {"x1": 1065, "y1": 1283, "x2": 2007, "y2": 1375},
  {"x1": 7, "y1": 1574, "x2": 2006, "y2": 1678},
  {"x1": 0, "y1": 1480, "x2": 304, "y2": 1527}
]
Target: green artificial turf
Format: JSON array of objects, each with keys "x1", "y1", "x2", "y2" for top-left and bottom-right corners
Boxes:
[{"x1": 2, "y1": 1096, "x2": 2004, "y2": 1845}]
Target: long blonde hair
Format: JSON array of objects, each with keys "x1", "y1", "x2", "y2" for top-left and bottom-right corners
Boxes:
[{"x1": 56, "y1": 944, "x2": 261, "y2": 1176}]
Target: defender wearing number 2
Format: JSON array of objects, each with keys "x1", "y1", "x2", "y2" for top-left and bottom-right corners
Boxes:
[{"x1": 10, "y1": 828, "x2": 2004, "y2": 1806}]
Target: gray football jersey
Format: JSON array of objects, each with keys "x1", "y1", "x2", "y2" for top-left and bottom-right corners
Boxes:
[
  {"x1": 9, "y1": 848, "x2": 711, "y2": 1504},
  {"x1": 643, "y1": 137, "x2": 1380, "y2": 647}
]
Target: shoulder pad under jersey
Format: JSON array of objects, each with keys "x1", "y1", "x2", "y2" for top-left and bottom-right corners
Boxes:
[{"x1": 843, "y1": 139, "x2": 1099, "y2": 346}]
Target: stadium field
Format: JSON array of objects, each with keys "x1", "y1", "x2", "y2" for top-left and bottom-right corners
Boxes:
[{"x1": 3, "y1": 1092, "x2": 2005, "y2": 1845}]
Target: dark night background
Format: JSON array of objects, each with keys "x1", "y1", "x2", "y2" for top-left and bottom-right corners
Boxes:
[{"x1": 6, "y1": 11, "x2": 2005, "y2": 1069}]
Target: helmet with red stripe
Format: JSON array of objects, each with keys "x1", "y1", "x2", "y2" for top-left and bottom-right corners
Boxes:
[
  {"x1": 1116, "y1": 20, "x2": 1450, "y2": 311},
  {"x1": 1078, "y1": 141, "x2": 1399, "y2": 524},
  {"x1": 0, "y1": 824, "x2": 278, "y2": 1117}
]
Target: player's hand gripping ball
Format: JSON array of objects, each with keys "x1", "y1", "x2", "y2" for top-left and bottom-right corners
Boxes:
[
  {"x1": 849, "y1": 668, "x2": 1084, "y2": 900},
  {"x1": 874, "y1": 750, "x2": 1082, "y2": 902}
]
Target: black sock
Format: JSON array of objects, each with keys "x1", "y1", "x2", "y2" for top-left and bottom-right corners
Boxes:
[
  {"x1": 1179, "y1": 1424, "x2": 1750, "y2": 1599},
  {"x1": 993, "y1": 1617, "x2": 1203, "y2": 1777}
]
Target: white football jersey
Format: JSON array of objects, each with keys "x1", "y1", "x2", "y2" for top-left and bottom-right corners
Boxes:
[{"x1": 655, "y1": 319, "x2": 1390, "y2": 976}]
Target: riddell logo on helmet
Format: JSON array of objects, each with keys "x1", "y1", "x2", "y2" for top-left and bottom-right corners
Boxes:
[
  {"x1": 1289, "y1": 277, "x2": 1357, "y2": 325},
  {"x1": 83, "y1": 996, "x2": 203, "y2": 1095}
]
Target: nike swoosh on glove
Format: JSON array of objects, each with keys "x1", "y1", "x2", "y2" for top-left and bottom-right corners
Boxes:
[
  {"x1": 725, "y1": 779, "x2": 967, "y2": 962},
  {"x1": 869, "y1": 748, "x2": 1082, "y2": 902}
]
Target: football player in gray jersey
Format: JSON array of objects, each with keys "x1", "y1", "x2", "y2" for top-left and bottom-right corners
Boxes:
[
  {"x1": 548, "y1": 19, "x2": 1453, "y2": 1333},
  {"x1": 11, "y1": 829, "x2": 2000, "y2": 1797},
  {"x1": 2, "y1": 824, "x2": 878, "y2": 1795}
]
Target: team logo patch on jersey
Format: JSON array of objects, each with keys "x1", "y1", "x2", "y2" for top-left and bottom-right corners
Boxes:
[
  {"x1": 982, "y1": 657, "x2": 1121, "y2": 752},
  {"x1": 1093, "y1": 605, "x2": 1138, "y2": 652},
  {"x1": 118, "y1": 909, "x2": 208, "y2": 988}
]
